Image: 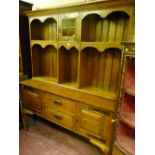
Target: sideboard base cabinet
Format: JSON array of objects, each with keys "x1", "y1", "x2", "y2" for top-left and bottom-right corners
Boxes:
[{"x1": 20, "y1": 80, "x2": 116, "y2": 154}]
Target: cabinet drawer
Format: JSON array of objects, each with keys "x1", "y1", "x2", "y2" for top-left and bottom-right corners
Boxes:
[
  {"x1": 44, "y1": 107, "x2": 74, "y2": 129},
  {"x1": 43, "y1": 93, "x2": 76, "y2": 115},
  {"x1": 21, "y1": 87, "x2": 42, "y2": 114}
]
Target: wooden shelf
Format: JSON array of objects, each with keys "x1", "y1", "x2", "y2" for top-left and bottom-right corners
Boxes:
[
  {"x1": 81, "y1": 86, "x2": 118, "y2": 100},
  {"x1": 63, "y1": 27, "x2": 76, "y2": 29},
  {"x1": 117, "y1": 134, "x2": 135, "y2": 155},
  {"x1": 60, "y1": 82, "x2": 79, "y2": 89},
  {"x1": 31, "y1": 40, "x2": 58, "y2": 48},
  {"x1": 32, "y1": 76, "x2": 58, "y2": 84},
  {"x1": 81, "y1": 42, "x2": 122, "y2": 52},
  {"x1": 121, "y1": 112, "x2": 135, "y2": 129},
  {"x1": 58, "y1": 41, "x2": 80, "y2": 50}
]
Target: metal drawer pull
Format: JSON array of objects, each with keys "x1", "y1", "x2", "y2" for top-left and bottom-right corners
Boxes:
[
  {"x1": 111, "y1": 119, "x2": 116, "y2": 123},
  {"x1": 53, "y1": 100, "x2": 62, "y2": 106},
  {"x1": 54, "y1": 115, "x2": 62, "y2": 120}
]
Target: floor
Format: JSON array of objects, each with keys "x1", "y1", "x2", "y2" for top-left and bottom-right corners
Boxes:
[{"x1": 19, "y1": 117, "x2": 103, "y2": 155}]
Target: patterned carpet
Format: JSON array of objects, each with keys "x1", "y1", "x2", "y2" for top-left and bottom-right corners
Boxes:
[{"x1": 19, "y1": 118, "x2": 102, "y2": 155}]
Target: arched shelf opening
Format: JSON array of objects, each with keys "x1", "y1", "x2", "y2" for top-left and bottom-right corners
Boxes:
[
  {"x1": 31, "y1": 19, "x2": 42, "y2": 40},
  {"x1": 31, "y1": 18, "x2": 57, "y2": 40},
  {"x1": 81, "y1": 11, "x2": 130, "y2": 42},
  {"x1": 79, "y1": 47, "x2": 122, "y2": 97},
  {"x1": 106, "y1": 11, "x2": 130, "y2": 42},
  {"x1": 58, "y1": 46, "x2": 79, "y2": 87},
  {"x1": 43, "y1": 18, "x2": 57, "y2": 40},
  {"x1": 32, "y1": 44, "x2": 57, "y2": 82},
  {"x1": 82, "y1": 14, "x2": 102, "y2": 42}
]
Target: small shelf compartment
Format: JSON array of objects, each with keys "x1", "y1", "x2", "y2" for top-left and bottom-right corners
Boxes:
[
  {"x1": 58, "y1": 46, "x2": 79, "y2": 87},
  {"x1": 32, "y1": 44, "x2": 58, "y2": 82},
  {"x1": 59, "y1": 13, "x2": 81, "y2": 41},
  {"x1": 31, "y1": 18, "x2": 57, "y2": 40},
  {"x1": 62, "y1": 19, "x2": 76, "y2": 40},
  {"x1": 79, "y1": 47, "x2": 121, "y2": 97},
  {"x1": 81, "y1": 11, "x2": 129, "y2": 42}
]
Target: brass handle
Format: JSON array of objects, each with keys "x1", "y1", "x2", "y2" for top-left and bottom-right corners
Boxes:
[
  {"x1": 111, "y1": 119, "x2": 116, "y2": 123},
  {"x1": 54, "y1": 115, "x2": 62, "y2": 120},
  {"x1": 53, "y1": 100, "x2": 62, "y2": 106},
  {"x1": 125, "y1": 48, "x2": 129, "y2": 52}
]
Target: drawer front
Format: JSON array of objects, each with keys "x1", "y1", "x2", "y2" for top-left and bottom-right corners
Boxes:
[
  {"x1": 22, "y1": 87, "x2": 42, "y2": 114},
  {"x1": 43, "y1": 93, "x2": 76, "y2": 115},
  {"x1": 44, "y1": 106, "x2": 74, "y2": 129}
]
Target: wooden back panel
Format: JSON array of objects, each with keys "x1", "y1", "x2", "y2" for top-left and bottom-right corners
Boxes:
[
  {"x1": 59, "y1": 46, "x2": 78, "y2": 83},
  {"x1": 43, "y1": 18, "x2": 57, "y2": 40}
]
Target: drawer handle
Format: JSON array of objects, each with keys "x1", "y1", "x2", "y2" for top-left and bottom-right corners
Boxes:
[
  {"x1": 53, "y1": 100, "x2": 62, "y2": 106},
  {"x1": 27, "y1": 91, "x2": 38, "y2": 97},
  {"x1": 54, "y1": 115, "x2": 62, "y2": 120},
  {"x1": 111, "y1": 119, "x2": 116, "y2": 123}
]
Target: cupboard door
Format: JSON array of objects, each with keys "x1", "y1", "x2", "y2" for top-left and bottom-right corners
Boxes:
[
  {"x1": 21, "y1": 87, "x2": 42, "y2": 115},
  {"x1": 79, "y1": 106, "x2": 113, "y2": 143},
  {"x1": 79, "y1": 107, "x2": 103, "y2": 138},
  {"x1": 58, "y1": 12, "x2": 81, "y2": 41}
]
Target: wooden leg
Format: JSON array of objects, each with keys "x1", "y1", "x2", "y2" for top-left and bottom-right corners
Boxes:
[{"x1": 89, "y1": 138, "x2": 109, "y2": 155}]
